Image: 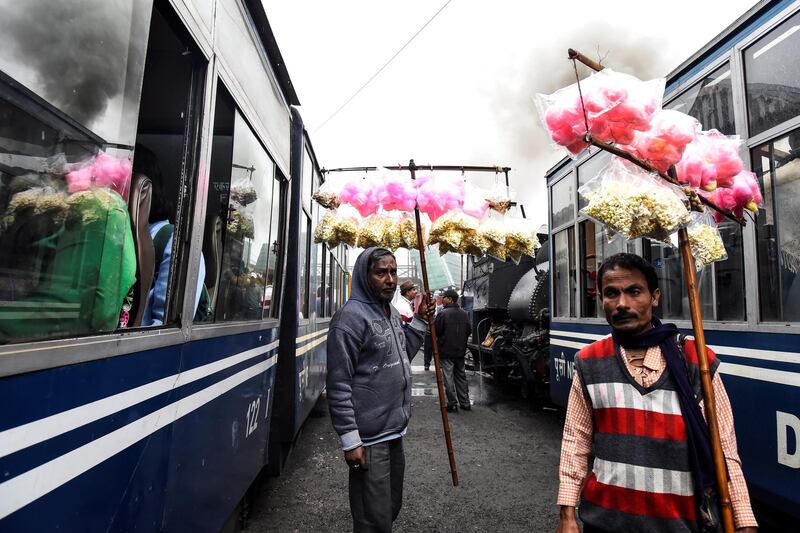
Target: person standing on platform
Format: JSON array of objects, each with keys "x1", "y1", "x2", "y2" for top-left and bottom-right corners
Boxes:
[
  {"x1": 327, "y1": 247, "x2": 431, "y2": 532},
  {"x1": 392, "y1": 279, "x2": 418, "y2": 324},
  {"x1": 556, "y1": 253, "x2": 756, "y2": 533},
  {"x1": 435, "y1": 288, "x2": 472, "y2": 412}
]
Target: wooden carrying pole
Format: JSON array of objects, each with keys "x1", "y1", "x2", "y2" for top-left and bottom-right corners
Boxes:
[
  {"x1": 570, "y1": 49, "x2": 735, "y2": 533},
  {"x1": 408, "y1": 159, "x2": 459, "y2": 486}
]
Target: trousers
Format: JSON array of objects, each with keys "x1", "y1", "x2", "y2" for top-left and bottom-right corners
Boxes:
[
  {"x1": 423, "y1": 333, "x2": 432, "y2": 368},
  {"x1": 349, "y1": 437, "x2": 405, "y2": 532},
  {"x1": 441, "y1": 358, "x2": 470, "y2": 407}
]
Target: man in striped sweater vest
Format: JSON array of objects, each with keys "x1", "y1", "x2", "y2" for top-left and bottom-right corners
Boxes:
[{"x1": 556, "y1": 253, "x2": 757, "y2": 533}]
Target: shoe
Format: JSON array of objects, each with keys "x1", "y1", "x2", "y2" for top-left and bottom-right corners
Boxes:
[
  {"x1": 424, "y1": 366, "x2": 430, "y2": 371},
  {"x1": 460, "y1": 405, "x2": 471, "y2": 411},
  {"x1": 446, "y1": 405, "x2": 458, "y2": 413}
]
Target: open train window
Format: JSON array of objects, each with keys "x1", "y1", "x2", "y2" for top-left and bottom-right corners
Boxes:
[
  {"x1": 131, "y1": 0, "x2": 206, "y2": 328},
  {"x1": 197, "y1": 82, "x2": 284, "y2": 323}
]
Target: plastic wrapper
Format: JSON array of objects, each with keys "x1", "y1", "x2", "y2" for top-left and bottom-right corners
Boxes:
[
  {"x1": 462, "y1": 183, "x2": 490, "y2": 219},
  {"x1": 231, "y1": 185, "x2": 258, "y2": 206},
  {"x1": 1, "y1": 187, "x2": 68, "y2": 235},
  {"x1": 314, "y1": 207, "x2": 360, "y2": 248},
  {"x1": 399, "y1": 215, "x2": 422, "y2": 249},
  {"x1": 687, "y1": 210, "x2": 727, "y2": 270},
  {"x1": 66, "y1": 151, "x2": 132, "y2": 201},
  {"x1": 378, "y1": 171, "x2": 417, "y2": 212},
  {"x1": 485, "y1": 183, "x2": 515, "y2": 214},
  {"x1": 479, "y1": 219, "x2": 507, "y2": 260},
  {"x1": 312, "y1": 190, "x2": 340, "y2": 209},
  {"x1": 675, "y1": 130, "x2": 744, "y2": 192},
  {"x1": 535, "y1": 69, "x2": 665, "y2": 157},
  {"x1": 428, "y1": 211, "x2": 480, "y2": 256},
  {"x1": 415, "y1": 172, "x2": 465, "y2": 222},
  {"x1": 503, "y1": 218, "x2": 541, "y2": 264},
  {"x1": 314, "y1": 211, "x2": 337, "y2": 244},
  {"x1": 339, "y1": 178, "x2": 380, "y2": 217},
  {"x1": 227, "y1": 209, "x2": 255, "y2": 239},
  {"x1": 357, "y1": 215, "x2": 393, "y2": 249},
  {"x1": 623, "y1": 109, "x2": 699, "y2": 173},
  {"x1": 701, "y1": 170, "x2": 762, "y2": 223},
  {"x1": 579, "y1": 159, "x2": 690, "y2": 243}
]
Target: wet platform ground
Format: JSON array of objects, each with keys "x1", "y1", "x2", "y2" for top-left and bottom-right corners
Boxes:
[{"x1": 246, "y1": 364, "x2": 564, "y2": 532}]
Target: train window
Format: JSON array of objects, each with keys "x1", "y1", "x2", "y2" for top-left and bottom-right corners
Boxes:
[
  {"x1": 199, "y1": 83, "x2": 279, "y2": 323},
  {"x1": 310, "y1": 241, "x2": 322, "y2": 318},
  {"x1": 714, "y1": 221, "x2": 746, "y2": 321},
  {"x1": 263, "y1": 171, "x2": 284, "y2": 320},
  {"x1": 642, "y1": 240, "x2": 713, "y2": 320},
  {"x1": 752, "y1": 131, "x2": 800, "y2": 322},
  {"x1": 299, "y1": 216, "x2": 310, "y2": 319},
  {"x1": 744, "y1": 11, "x2": 800, "y2": 137},
  {"x1": 577, "y1": 152, "x2": 611, "y2": 210},
  {"x1": 553, "y1": 227, "x2": 576, "y2": 318},
  {"x1": 666, "y1": 64, "x2": 735, "y2": 135},
  {"x1": 134, "y1": 3, "x2": 206, "y2": 328},
  {"x1": 579, "y1": 220, "x2": 630, "y2": 318},
  {"x1": 0, "y1": 0, "x2": 205, "y2": 343},
  {"x1": 551, "y1": 173, "x2": 575, "y2": 228},
  {"x1": 327, "y1": 251, "x2": 335, "y2": 317}
]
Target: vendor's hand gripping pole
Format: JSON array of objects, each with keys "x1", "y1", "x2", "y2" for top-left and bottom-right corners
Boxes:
[{"x1": 569, "y1": 49, "x2": 735, "y2": 533}]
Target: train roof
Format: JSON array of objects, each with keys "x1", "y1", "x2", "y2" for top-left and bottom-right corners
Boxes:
[{"x1": 243, "y1": 0, "x2": 301, "y2": 106}]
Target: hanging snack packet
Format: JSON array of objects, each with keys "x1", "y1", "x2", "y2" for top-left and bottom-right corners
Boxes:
[
  {"x1": 504, "y1": 218, "x2": 541, "y2": 264},
  {"x1": 485, "y1": 182, "x2": 516, "y2": 215},
  {"x1": 579, "y1": 158, "x2": 690, "y2": 243},
  {"x1": 687, "y1": 210, "x2": 727, "y2": 270},
  {"x1": 399, "y1": 214, "x2": 423, "y2": 249},
  {"x1": 478, "y1": 218, "x2": 507, "y2": 260},
  {"x1": 357, "y1": 214, "x2": 393, "y2": 248}
]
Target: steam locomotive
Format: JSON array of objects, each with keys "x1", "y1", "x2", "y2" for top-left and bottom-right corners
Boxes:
[{"x1": 461, "y1": 232, "x2": 551, "y2": 406}]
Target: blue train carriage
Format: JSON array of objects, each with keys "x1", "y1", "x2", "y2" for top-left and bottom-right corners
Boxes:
[
  {"x1": 546, "y1": 0, "x2": 800, "y2": 520},
  {"x1": 0, "y1": 0, "x2": 344, "y2": 531},
  {"x1": 268, "y1": 110, "x2": 350, "y2": 474}
]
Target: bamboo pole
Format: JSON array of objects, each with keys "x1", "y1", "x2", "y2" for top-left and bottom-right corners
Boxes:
[
  {"x1": 570, "y1": 48, "x2": 735, "y2": 533},
  {"x1": 408, "y1": 158, "x2": 459, "y2": 487},
  {"x1": 677, "y1": 226, "x2": 735, "y2": 533}
]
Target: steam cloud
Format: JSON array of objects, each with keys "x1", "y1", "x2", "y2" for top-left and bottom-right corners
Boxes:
[
  {"x1": 486, "y1": 22, "x2": 669, "y2": 226},
  {"x1": 1, "y1": 0, "x2": 140, "y2": 127}
]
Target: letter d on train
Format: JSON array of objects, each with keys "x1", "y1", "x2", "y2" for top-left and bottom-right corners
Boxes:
[{"x1": 777, "y1": 411, "x2": 800, "y2": 468}]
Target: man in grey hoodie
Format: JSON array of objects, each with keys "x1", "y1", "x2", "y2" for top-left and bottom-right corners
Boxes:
[{"x1": 327, "y1": 247, "x2": 430, "y2": 532}]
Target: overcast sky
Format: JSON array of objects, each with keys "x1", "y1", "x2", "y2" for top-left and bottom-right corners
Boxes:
[{"x1": 262, "y1": 0, "x2": 758, "y2": 229}]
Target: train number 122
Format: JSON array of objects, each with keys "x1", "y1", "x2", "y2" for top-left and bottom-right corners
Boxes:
[{"x1": 246, "y1": 397, "x2": 261, "y2": 437}]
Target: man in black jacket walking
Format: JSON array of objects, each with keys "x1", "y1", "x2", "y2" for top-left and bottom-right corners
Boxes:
[{"x1": 435, "y1": 288, "x2": 472, "y2": 412}]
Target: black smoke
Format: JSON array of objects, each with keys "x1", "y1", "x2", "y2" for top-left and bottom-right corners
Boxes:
[{"x1": 1, "y1": 0, "x2": 149, "y2": 127}]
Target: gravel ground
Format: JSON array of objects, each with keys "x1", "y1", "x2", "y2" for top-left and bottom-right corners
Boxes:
[{"x1": 247, "y1": 365, "x2": 564, "y2": 532}]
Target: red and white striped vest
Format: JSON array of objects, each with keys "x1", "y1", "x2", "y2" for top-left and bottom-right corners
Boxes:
[{"x1": 575, "y1": 336, "x2": 718, "y2": 533}]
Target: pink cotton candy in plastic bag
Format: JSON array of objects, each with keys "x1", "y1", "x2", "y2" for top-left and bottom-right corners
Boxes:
[
  {"x1": 462, "y1": 183, "x2": 489, "y2": 219},
  {"x1": 339, "y1": 178, "x2": 379, "y2": 218},
  {"x1": 66, "y1": 151, "x2": 133, "y2": 200},
  {"x1": 535, "y1": 69, "x2": 665, "y2": 157},
  {"x1": 675, "y1": 130, "x2": 743, "y2": 192},
  {"x1": 624, "y1": 110, "x2": 699, "y2": 173},
  {"x1": 702, "y1": 170, "x2": 762, "y2": 223},
  {"x1": 378, "y1": 171, "x2": 417, "y2": 212},
  {"x1": 415, "y1": 172, "x2": 465, "y2": 222}
]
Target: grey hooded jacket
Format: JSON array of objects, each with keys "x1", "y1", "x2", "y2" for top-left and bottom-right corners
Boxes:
[{"x1": 326, "y1": 247, "x2": 427, "y2": 450}]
